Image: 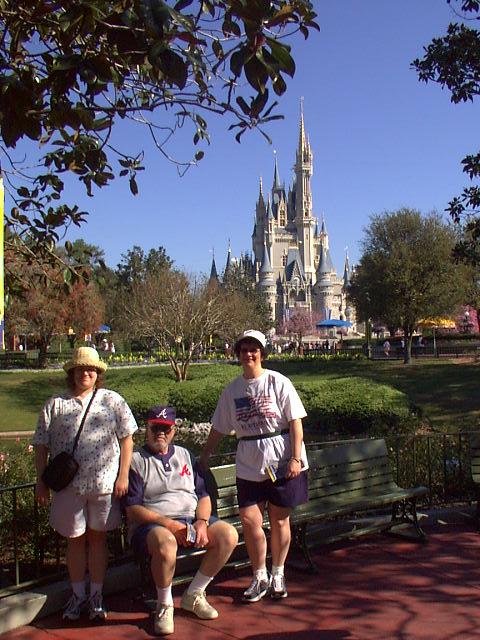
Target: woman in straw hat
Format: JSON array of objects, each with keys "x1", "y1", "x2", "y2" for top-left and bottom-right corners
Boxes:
[
  {"x1": 200, "y1": 330, "x2": 309, "y2": 604},
  {"x1": 33, "y1": 346, "x2": 137, "y2": 622}
]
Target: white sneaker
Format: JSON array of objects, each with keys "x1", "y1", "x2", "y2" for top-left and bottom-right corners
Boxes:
[
  {"x1": 270, "y1": 573, "x2": 288, "y2": 599},
  {"x1": 62, "y1": 593, "x2": 86, "y2": 621},
  {"x1": 181, "y1": 590, "x2": 219, "y2": 619},
  {"x1": 242, "y1": 575, "x2": 271, "y2": 603},
  {"x1": 88, "y1": 592, "x2": 107, "y2": 621},
  {"x1": 154, "y1": 604, "x2": 174, "y2": 636}
]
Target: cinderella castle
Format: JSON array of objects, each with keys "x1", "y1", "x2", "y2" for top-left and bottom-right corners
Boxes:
[{"x1": 211, "y1": 106, "x2": 358, "y2": 333}]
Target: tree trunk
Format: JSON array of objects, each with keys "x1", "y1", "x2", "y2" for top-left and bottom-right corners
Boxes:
[
  {"x1": 403, "y1": 328, "x2": 413, "y2": 364},
  {"x1": 169, "y1": 355, "x2": 182, "y2": 382},
  {"x1": 37, "y1": 340, "x2": 50, "y2": 368}
]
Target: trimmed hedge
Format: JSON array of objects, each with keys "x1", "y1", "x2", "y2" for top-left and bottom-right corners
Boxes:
[{"x1": 295, "y1": 379, "x2": 416, "y2": 437}]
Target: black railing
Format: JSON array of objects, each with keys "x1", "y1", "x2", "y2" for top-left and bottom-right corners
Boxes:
[
  {"x1": 369, "y1": 344, "x2": 480, "y2": 359},
  {"x1": 0, "y1": 481, "x2": 127, "y2": 597},
  {"x1": 1, "y1": 431, "x2": 479, "y2": 597}
]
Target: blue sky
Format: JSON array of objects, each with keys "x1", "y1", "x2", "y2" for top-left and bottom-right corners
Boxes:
[{"x1": 49, "y1": 1, "x2": 478, "y2": 276}]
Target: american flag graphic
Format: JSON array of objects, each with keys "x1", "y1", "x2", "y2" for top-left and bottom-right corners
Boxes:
[{"x1": 234, "y1": 395, "x2": 278, "y2": 423}]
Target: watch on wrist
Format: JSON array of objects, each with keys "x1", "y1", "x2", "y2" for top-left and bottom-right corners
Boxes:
[{"x1": 197, "y1": 518, "x2": 209, "y2": 526}]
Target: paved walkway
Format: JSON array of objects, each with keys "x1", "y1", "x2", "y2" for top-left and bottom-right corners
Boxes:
[{"x1": 3, "y1": 513, "x2": 480, "y2": 640}]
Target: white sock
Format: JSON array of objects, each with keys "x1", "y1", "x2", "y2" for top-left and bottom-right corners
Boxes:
[
  {"x1": 187, "y1": 570, "x2": 213, "y2": 595},
  {"x1": 71, "y1": 581, "x2": 86, "y2": 599},
  {"x1": 255, "y1": 568, "x2": 268, "y2": 581},
  {"x1": 157, "y1": 585, "x2": 173, "y2": 607},
  {"x1": 271, "y1": 565, "x2": 284, "y2": 577},
  {"x1": 89, "y1": 582, "x2": 103, "y2": 598}
]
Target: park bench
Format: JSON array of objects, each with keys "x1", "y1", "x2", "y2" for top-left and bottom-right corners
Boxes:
[
  {"x1": 137, "y1": 438, "x2": 428, "y2": 595},
  {"x1": 290, "y1": 438, "x2": 429, "y2": 571}
]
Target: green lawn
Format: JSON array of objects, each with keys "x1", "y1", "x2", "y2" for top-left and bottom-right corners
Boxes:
[{"x1": 0, "y1": 359, "x2": 478, "y2": 432}]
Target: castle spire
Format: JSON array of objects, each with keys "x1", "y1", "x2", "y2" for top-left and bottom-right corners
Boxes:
[
  {"x1": 273, "y1": 151, "x2": 280, "y2": 189},
  {"x1": 321, "y1": 215, "x2": 327, "y2": 235},
  {"x1": 343, "y1": 249, "x2": 351, "y2": 288},
  {"x1": 224, "y1": 240, "x2": 232, "y2": 275},
  {"x1": 298, "y1": 97, "x2": 306, "y2": 158},
  {"x1": 258, "y1": 177, "x2": 264, "y2": 203},
  {"x1": 209, "y1": 250, "x2": 219, "y2": 283}
]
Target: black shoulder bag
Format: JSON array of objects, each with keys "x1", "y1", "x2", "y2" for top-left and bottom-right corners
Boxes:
[{"x1": 41, "y1": 389, "x2": 98, "y2": 492}]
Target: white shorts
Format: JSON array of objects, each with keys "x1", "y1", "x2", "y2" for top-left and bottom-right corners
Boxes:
[{"x1": 49, "y1": 485, "x2": 121, "y2": 538}]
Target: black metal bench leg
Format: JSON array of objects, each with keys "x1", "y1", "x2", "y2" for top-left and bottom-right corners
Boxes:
[
  {"x1": 387, "y1": 500, "x2": 427, "y2": 543},
  {"x1": 289, "y1": 522, "x2": 319, "y2": 573}
]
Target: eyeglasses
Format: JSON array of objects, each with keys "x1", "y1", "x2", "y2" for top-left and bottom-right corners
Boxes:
[
  {"x1": 148, "y1": 424, "x2": 175, "y2": 435},
  {"x1": 240, "y1": 346, "x2": 260, "y2": 354}
]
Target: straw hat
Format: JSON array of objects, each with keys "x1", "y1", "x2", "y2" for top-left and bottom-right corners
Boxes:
[{"x1": 63, "y1": 346, "x2": 108, "y2": 373}]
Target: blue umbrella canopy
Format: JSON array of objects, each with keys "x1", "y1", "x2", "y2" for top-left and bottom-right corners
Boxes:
[
  {"x1": 97, "y1": 324, "x2": 111, "y2": 333},
  {"x1": 316, "y1": 319, "x2": 352, "y2": 328}
]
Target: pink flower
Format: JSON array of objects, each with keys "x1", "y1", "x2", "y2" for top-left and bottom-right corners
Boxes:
[{"x1": 27, "y1": 445, "x2": 34, "y2": 453}]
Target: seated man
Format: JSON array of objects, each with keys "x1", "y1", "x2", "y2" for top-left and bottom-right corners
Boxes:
[{"x1": 124, "y1": 405, "x2": 238, "y2": 636}]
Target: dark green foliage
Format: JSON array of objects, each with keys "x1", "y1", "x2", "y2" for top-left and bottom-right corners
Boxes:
[{"x1": 413, "y1": 2, "x2": 480, "y2": 263}]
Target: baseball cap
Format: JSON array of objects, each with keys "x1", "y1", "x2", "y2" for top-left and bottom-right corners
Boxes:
[
  {"x1": 234, "y1": 330, "x2": 267, "y2": 352},
  {"x1": 146, "y1": 405, "x2": 176, "y2": 426}
]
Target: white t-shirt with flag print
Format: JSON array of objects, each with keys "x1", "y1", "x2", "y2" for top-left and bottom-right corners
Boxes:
[{"x1": 212, "y1": 369, "x2": 308, "y2": 482}]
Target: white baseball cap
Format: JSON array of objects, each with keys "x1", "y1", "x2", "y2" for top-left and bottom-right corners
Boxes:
[{"x1": 234, "y1": 330, "x2": 267, "y2": 351}]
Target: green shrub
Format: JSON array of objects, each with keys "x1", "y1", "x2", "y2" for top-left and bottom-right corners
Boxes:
[
  {"x1": 168, "y1": 382, "x2": 226, "y2": 423},
  {"x1": 296, "y1": 378, "x2": 417, "y2": 437}
]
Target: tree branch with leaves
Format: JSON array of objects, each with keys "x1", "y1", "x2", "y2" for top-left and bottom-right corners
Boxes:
[{"x1": 1, "y1": 0, "x2": 318, "y2": 277}]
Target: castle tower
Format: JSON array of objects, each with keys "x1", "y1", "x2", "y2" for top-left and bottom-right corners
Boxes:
[
  {"x1": 258, "y1": 243, "x2": 277, "y2": 321},
  {"x1": 294, "y1": 104, "x2": 316, "y2": 282}
]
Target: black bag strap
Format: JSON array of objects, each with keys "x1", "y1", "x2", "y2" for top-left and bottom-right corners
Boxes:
[{"x1": 71, "y1": 389, "x2": 98, "y2": 454}]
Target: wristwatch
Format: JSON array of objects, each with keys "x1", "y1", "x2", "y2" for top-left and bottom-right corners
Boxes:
[{"x1": 197, "y1": 518, "x2": 209, "y2": 526}]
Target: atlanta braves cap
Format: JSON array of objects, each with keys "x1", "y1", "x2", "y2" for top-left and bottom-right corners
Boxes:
[{"x1": 146, "y1": 405, "x2": 176, "y2": 426}]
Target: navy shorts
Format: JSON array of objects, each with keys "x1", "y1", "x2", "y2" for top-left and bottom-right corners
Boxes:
[
  {"x1": 131, "y1": 515, "x2": 219, "y2": 557},
  {"x1": 236, "y1": 470, "x2": 308, "y2": 509}
]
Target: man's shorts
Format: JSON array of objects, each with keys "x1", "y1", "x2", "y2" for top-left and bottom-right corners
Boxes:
[
  {"x1": 49, "y1": 484, "x2": 121, "y2": 538},
  {"x1": 236, "y1": 470, "x2": 308, "y2": 509},
  {"x1": 131, "y1": 515, "x2": 219, "y2": 557}
]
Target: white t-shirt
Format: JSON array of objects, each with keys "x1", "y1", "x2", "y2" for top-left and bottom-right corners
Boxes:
[
  {"x1": 212, "y1": 369, "x2": 308, "y2": 481},
  {"x1": 33, "y1": 388, "x2": 138, "y2": 495}
]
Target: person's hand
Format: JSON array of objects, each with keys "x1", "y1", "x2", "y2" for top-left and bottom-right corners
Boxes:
[
  {"x1": 193, "y1": 520, "x2": 209, "y2": 548},
  {"x1": 35, "y1": 480, "x2": 50, "y2": 506},
  {"x1": 168, "y1": 521, "x2": 190, "y2": 547},
  {"x1": 285, "y1": 458, "x2": 302, "y2": 480},
  {"x1": 114, "y1": 474, "x2": 129, "y2": 498}
]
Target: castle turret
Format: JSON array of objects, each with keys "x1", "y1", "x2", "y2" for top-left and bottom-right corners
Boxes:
[{"x1": 259, "y1": 243, "x2": 276, "y2": 321}]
